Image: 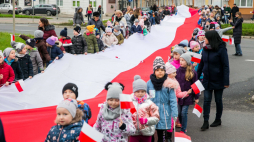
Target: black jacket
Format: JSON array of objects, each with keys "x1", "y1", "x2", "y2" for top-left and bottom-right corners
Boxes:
[
  {"x1": 96, "y1": 38, "x2": 104, "y2": 51},
  {"x1": 163, "y1": 10, "x2": 170, "y2": 15},
  {"x1": 197, "y1": 42, "x2": 230, "y2": 90},
  {"x1": 230, "y1": 17, "x2": 243, "y2": 44},
  {"x1": 87, "y1": 18, "x2": 105, "y2": 32},
  {"x1": 144, "y1": 19, "x2": 151, "y2": 31},
  {"x1": 71, "y1": 34, "x2": 87, "y2": 54},
  {"x1": 16, "y1": 54, "x2": 33, "y2": 80},
  {"x1": 5, "y1": 58, "x2": 24, "y2": 80},
  {"x1": 0, "y1": 118, "x2": 5, "y2": 142},
  {"x1": 130, "y1": 15, "x2": 139, "y2": 26},
  {"x1": 231, "y1": 6, "x2": 239, "y2": 15}
]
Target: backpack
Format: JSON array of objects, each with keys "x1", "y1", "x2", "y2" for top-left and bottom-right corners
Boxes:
[{"x1": 78, "y1": 102, "x2": 92, "y2": 123}]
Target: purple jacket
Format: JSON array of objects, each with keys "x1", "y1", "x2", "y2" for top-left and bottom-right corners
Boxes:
[{"x1": 176, "y1": 67, "x2": 200, "y2": 106}]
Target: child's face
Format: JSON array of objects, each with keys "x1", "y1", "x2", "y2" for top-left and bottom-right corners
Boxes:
[
  {"x1": 115, "y1": 22, "x2": 119, "y2": 26},
  {"x1": 20, "y1": 47, "x2": 27, "y2": 54},
  {"x1": 9, "y1": 50, "x2": 16, "y2": 59},
  {"x1": 63, "y1": 89, "x2": 76, "y2": 100},
  {"x1": 180, "y1": 58, "x2": 187, "y2": 67},
  {"x1": 134, "y1": 90, "x2": 146, "y2": 99},
  {"x1": 73, "y1": 30, "x2": 79, "y2": 36},
  {"x1": 96, "y1": 35, "x2": 100, "y2": 39},
  {"x1": 106, "y1": 32, "x2": 112, "y2": 36},
  {"x1": 0, "y1": 56, "x2": 3, "y2": 64},
  {"x1": 114, "y1": 29, "x2": 118, "y2": 33},
  {"x1": 173, "y1": 52, "x2": 180, "y2": 60},
  {"x1": 135, "y1": 22, "x2": 139, "y2": 26},
  {"x1": 86, "y1": 29, "x2": 90, "y2": 33},
  {"x1": 56, "y1": 108, "x2": 73, "y2": 126},
  {"x1": 168, "y1": 72, "x2": 177, "y2": 78},
  {"x1": 25, "y1": 45, "x2": 33, "y2": 50},
  {"x1": 198, "y1": 36, "x2": 205, "y2": 41},
  {"x1": 61, "y1": 36, "x2": 66, "y2": 39},
  {"x1": 107, "y1": 98, "x2": 120, "y2": 109},
  {"x1": 154, "y1": 68, "x2": 165, "y2": 79},
  {"x1": 193, "y1": 45, "x2": 200, "y2": 52}
]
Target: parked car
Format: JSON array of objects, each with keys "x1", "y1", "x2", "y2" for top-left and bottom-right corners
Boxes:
[
  {"x1": 0, "y1": 3, "x2": 22, "y2": 14},
  {"x1": 22, "y1": 4, "x2": 60, "y2": 16}
]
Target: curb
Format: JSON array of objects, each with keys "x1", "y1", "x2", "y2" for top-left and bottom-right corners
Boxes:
[{"x1": 224, "y1": 35, "x2": 254, "y2": 39}]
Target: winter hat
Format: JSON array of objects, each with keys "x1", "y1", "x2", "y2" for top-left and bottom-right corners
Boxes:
[
  {"x1": 180, "y1": 53, "x2": 192, "y2": 65},
  {"x1": 107, "y1": 21, "x2": 112, "y2": 27},
  {"x1": 26, "y1": 39, "x2": 36, "y2": 48},
  {"x1": 86, "y1": 25, "x2": 95, "y2": 32},
  {"x1": 105, "y1": 82, "x2": 124, "y2": 100},
  {"x1": 3, "y1": 48, "x2": 14, "y2": 58},
  {"x1": 34, "y1": 30, "x2": 44, "y2": 38},
  {"x1": 193, "y1": 28, "x2": 200, "y2": 36},
  {"x1": 190, "y1": 41, "x2": 200, "y2": 50},
  {"x1": 197, "y1": 30, "x2": 205, "y2": 37},
  {"x1": 209, "y1": 24, "x2": 215, "y2": 30},
  {"x1": 62, "y1": 83, "x2": 79, "y2": 99},
  {"x1": 114, "y1": 25, "x2": 121, "y2": 31},
  {"x1": 178, "y1": 40, "x2": 189, "y2": 47},
  {"x1": 134, "y1": 19, "x2": 139, "y2": 23},
  {"x1": 173, "y1": 47, "x2": 185, "y2": 56},
  {"x1": 106, "y1": 27, "x2": 112, "y2": 33},
  {"x1": 73, "y1": 26, "x2": 81, "y2": 33},
  {"x1": 93, "y1": 12, "x2": 100, "y2": 17},
  {"x1": 11, "y1": 41, "x2": 25, "y2": 53},
  {"x1": 153, "y1": 56, "x2": 165, "y2": 72},
  {"x1": 215, "y1": 24, "x2": 220, "y2": 29},
  {"x1": 133, "y1": 75, "x2": 147, "y2": 93},
  {"x1": 0, "y1": 50, "x2": 3, "y2": 59},
  {"x1": 165, "y1": 62, "x2": 176, "y2": 75},
  {"x1": 57, "y1": 99, "x2": 78, "y2": 118},
  {"x1": 60, "y1": 27, "x2": 68, "y2": 37},
  {"x1": 46, "y1": 36, "x2": 58, "y2": 46}
]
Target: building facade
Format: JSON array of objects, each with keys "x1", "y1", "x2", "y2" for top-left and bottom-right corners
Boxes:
[{"x1": 228, "y1": 0, "x2": 254, "y2": 19}]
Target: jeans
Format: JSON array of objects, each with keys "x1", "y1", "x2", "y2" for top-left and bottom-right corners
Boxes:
[
  {"x1": 235, "y1": 44, "x2": 242, "y2": 55},
  {"x1": 224, "y1": 15, "x2": 229, "y2": 24},
  {"x1": 203, "y1": 89, "x2": 224, "y2": 121},
  {"x1": 178, "y1": 105, "x2": 189, "y2": 132},
  {"x1": 88, "y1": 14, "x2": 92, "y2": 21}
]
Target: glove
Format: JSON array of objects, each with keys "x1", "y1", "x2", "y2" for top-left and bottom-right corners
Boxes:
[
  {"x1": 139, "y1": 118, "x2": 148, "y2": 125},
  {"x1": 173, "y1": 117, "x2": 177, "y2": 122}
]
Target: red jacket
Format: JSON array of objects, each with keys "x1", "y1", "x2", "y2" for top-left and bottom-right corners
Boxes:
[
  {"x1": 39, "y1": 25, "x2": 57, "y2": 42},
  {"x1": 59, "y1": 37, "x2": 72, "y2": 44},
  {"x1": 0, "y1": 62, "x2": 15, "y2": 87}
]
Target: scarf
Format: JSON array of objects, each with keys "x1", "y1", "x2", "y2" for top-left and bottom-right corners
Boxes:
[
  {"x1": 204, "y1": 44, "x2": 212, "y2": 50},
  {"x1": 150, "y1": 74, "x2": 167, "y2": 91},
  {"x1": 113, "y1": 31, "x2": 121, "y2": 36},
  {"x1": 134, "y1": 94, "x2": 147, "y2": 104},
  {"x1": 86, "y1": 32, "x2": 91, "y2": 36},
  {"x1": 4, "y1": 58, "x2": 14, "y2": 65},
  {"x1": 116, "y1": 16, "x2": 122, "y2": 22},
  {"x1": 16, "y1": 53, "x2": 26, "y2": 58},
  {"x1": 102, "y1": 103, "x2": 121, "y2": 120}
]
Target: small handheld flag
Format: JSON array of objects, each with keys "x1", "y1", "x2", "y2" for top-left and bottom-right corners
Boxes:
[
  {"x1": 10, "y1": 34, "x2": 15, "y2": 42},
  {"x1": 229, "y1": 38, "x2": 234, "y2": 45},
  {"x1": 191, "y1": 80, "x2": 204, "y2": 94},
  {"x1": 222, "y1": 35, "x2": 229, "y2": 42},
  {"x1": 192, "y1": 104, "x2": 203, "y2": 118},
  {"x1": 191, "y1": 53, "x2": 201, "y2": 63},
  {"x1": 79, "y1": 122, "x2": 104, "y2": 142},
  {"x1": 120, "y1": 94, "x2": 136, "y2": 114}
]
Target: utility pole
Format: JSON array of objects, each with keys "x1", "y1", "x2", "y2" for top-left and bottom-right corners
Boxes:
[
  {"x1": 12, "y1": 0, "x2": 15, "y2": 35},
  {"x1": 32, "y1": 0, "x2": 34, "y2": 22},
  {"x1": 101, "y1": 0, "x2": 103, "y2": 21}
]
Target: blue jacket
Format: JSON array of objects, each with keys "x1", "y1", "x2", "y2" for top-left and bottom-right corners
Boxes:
[
  {"x1": 198, "y1": 19, "x2": 202, "y2": 25},
  {"x1": 45, "y1": 121, "x2": 83, "y2": 142},
  {"x1": 190, "y1": 48, "x2": 203, "y2": 79},
  {"x1": 197, "y1": 42, "x2": 230, "y2": 90},
  {"x1": 130, "y1": 25, "x2": 142, "y2": 34},
  {"x1": 47, "y1": 44, "x2": 64, "y2": 63},
  {"x1": 149, "y1": 16, "x2": 156, "y2": 25},
  {"x1": 147, "y1": 80, "x2": 178, "y2": 130}
]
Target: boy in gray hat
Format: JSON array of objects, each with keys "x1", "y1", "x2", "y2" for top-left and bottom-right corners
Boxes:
[
  {"x1": 113, "y1": 25, "x2": 124, "y2": 45},
  {"x1": 130, "y1": 19, "x2": 142, "y2": 34}
]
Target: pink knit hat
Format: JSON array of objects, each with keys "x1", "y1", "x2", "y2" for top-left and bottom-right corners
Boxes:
[
  {"x1": 165, "y1": 62, "x2": 176, "y2": 75},
  {"x1": 197, "y1": 30, "x2": 205, "y2": 37},
  {"x1": 107, "y1": 21, "x2": 112, "y2": 27},
  {"x1": 190, "y1": 41, "x2": 200, "y2": 50}
]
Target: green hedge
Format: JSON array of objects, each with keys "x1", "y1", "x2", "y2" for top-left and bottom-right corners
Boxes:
[
  {"x1": 56, "y1": 19, "x2": 111, "y2": 28},
  {"x1": 221, "y1": 23, "x2": 254, "y2": 36},
  {"x1": 0, "y1": 13, "x2": 51, "y2": 19}
]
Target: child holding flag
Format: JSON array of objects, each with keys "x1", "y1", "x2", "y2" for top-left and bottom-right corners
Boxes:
[
  {"x1": 171, "y1": 47, "x2": 185, "y2": 69},
  {"x1": 189, "y1": 41, "x2": 203, "y2": 80},
  {"x1": 130, "y1": 75, "x2": 159, "y2": 142},
  {"x1": 45, "y1": 99, "x2": 83, "y2": 142},
  {"x1": 147, "y1": 56, "x2": 178, "y2": 142},
  {"x1": 0, "y1": 50, "x2": 15, "y2": 87},
  {"x1": 93, "y1": 82, "x2": 135, "y2": 142},
  {"x1": 176, "y1": 53, "x2": 199, "y2": 133}
]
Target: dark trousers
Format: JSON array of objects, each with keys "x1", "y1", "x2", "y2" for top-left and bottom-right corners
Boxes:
[
  {"x1": 152, "y1": 130, "x2": 171, "y2": 142},
  {"x1": 203, "y1": 89, "x2": 224, "y2": 121},
  {"x1": 88, "y1": 14, "x2": 92, "y2": 21},
  {"x1": 232, "y1": 15, "x2": 236, "y2": 23}
]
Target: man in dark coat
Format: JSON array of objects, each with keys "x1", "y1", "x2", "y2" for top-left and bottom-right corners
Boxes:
[
  {"x1": 231, "y1": 4, "x2": 239, "y2": 23},
  {"x1": 87, "y1": 12, "x2": 105, "y2": 32}
]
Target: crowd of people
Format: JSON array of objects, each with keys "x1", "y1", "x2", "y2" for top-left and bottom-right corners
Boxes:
[{"x1": 0, "y1": 3, "x2": 238, "y2": 142}]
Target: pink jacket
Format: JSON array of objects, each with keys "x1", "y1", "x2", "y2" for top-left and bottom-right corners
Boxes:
[
  {"x1": 163, "y1": 77, "x2": 189, "y2": 102},
  {"x1": 170, "y1": 59, "x2": 180, "y2": 69}
]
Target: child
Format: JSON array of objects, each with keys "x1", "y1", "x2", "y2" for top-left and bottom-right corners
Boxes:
[
  {"x1": 196, "y1": 30, "x2": 206, "y2": 49},
  {"x1": 131, "y1": 19, "x2": 142, "y2": 34},
  {"x1": 215, "y1": 16, "x2": 221, "y2": 27},
  {"x1": 143, "y1": 15, "x2": 151, "y2": 32},
  {"x1": 113, "y1": 21, "x2": 124, "y2": 35},
  {"x1": 83, "y1": 25, "x2": 99, "y2": 54},
  {"x1": 171, "y1": 47, "x2": 185, "y2": 69},
  {"x1": 25, "y1": 38, "x2": 44, "y2": 75},
  {"x1": 176, "y1": 53, "x2": 199, "y2": 133},
  {"x1": 94, "y1": 82, "x2": 136, "y2": 141},
  {"x1": 130, "y1": 75, "x2": 160, "y2": 142},
  {"x1": 95, "y1": 28, "x2": 104, "y2": 52},
  {"x1": 154, "y1": 12, "x2": 160, "y2": 25},
  {"x1": 113, "y1": 25, "x2": 124, "y2": 45},
  {"x1": 148, "y1": 11, "x2": 156, "y2": 26},
  {"x1": 71, "y1": 26, "x2": 88, "y2": 55},
  {"x1": 45, "y1": 99, "x2": 83, "y2": 141},
  {"x1": 11, "y1": 41, "x2": 33, "y2": 80},
  {"x1": 178, "y1": 39, "x2": 189, "y2": 52},
  {"x1": 102, "y1": 27, "x2": 118, "y2": 48},
  {"x1": 120, "y1": 22, "x2": 129, "y2": 39},
  {"x1": 189, "y1": 28, "x2": 200, "y2": 47},
  {"x1": 147, "y1": 56, "x2": 178, "y2": 141},
  {"x1": 59, "y1": 27, "x2": 72, "y2": 53},
  {"x1": 189, "y1": 41, "x2": 203, "y2": 80},
  {"x1": 0, "y1": 50, "x2": 15, "y2": 87},
  {"x1": 107, "y1": 20, "x2": 113, "y2": 28},
  {"x1": 3, "y1": 48, "x2": 24, "y2": 80},
  {"x1": 62, "y1": 83, "x2": 92, "y2": 123},
  {"x1": 46, "y1": 36, "x2": 64, "y2": 65},
  {"x1": 139, "y1": 20, "x2": 148, "y2": 36}
]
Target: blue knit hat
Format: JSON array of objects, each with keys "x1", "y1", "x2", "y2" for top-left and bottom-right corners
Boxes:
[
  {"x1": 178, "y1": 39, "x2": 189, "y2": 47},
  {"x1": 60, "y1": 27, "x2": 68, "y2": 37}
]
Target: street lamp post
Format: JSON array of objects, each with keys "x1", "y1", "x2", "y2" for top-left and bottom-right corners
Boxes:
[{"x1": 12, "y1": 0, "x2": 15, "y2": 35}]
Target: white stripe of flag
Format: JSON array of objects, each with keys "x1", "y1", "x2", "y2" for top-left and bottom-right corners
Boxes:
[
  {"x1": 191, "y1": 80, "x2": 204, "y2": 94},
  {"x1": 79, "y1": 121, "x2": 104, "y2": 142}
]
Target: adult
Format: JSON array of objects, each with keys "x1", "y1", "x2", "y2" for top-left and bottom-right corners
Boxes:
[
  {"x1": 130, "y1": 8, "x2": 140, "y2": 26},
  {"x1": 124, "y1": 8, "x2": 133, "y2": 29},
  {"x1": 198, "y1": 5, "x2": 206, "y2": 13},
  {"x1": 171, "y1": 3, "x2": 177, "y2": 14},
  {"x1": 231, "y1": 4, "x2": 239, "y2": 23},
  {"x1": 112, "y1": 10, "x2": 127, "y2": 27},
  {"x1": 38, "y1": 18, "x2": 57, "y2": 42},
  {"x1": 224, "y1": 5, "x2": 231, "y2": 23},
  {"x1": 86, "y1": 4, "x2": 93, "y2": 21},
  {"x1": 197, "y1": 30, "x2": 229, "y2": 131},
  {"x1": 97, "y1": 5, "x2": 102, "y2": 18},
  {"x1": 87, "y1": 12, "x2": 105, "y2": 32},
  {"x1": 0, "y1": 118, "x2": 6, "y2": 142},
  {"x1": 163, "y1": 6, "x2": 170, "y2": 16},
  {"x1": 229, "y1": 12, "x2": 243, "y2": 56},
  {"x1": 73, "y1": 7, "x2": 85, "y2": 26}
]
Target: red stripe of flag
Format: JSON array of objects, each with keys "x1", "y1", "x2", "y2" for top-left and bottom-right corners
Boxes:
[
  {"x1": 191, "y1": 83, "x2": 199, "y2": 94},
  {"x1": 222, "y1": 38, "x2": 228, "y2": 42},
  {"x1": 194, "y1": 104, "x2": 203, "y2": 113},
  {"x1": 79, "y1": 132, "x2": 97, "y2": 142},
  {"x1": 191, "y1": 57, "x2": 201, "y2": 63},
  {"x1": 120, "y1": 102, "x2": 131, "y2": 109},
  {"x1": 15, "y1": 81, "x2": 23, "y2": 92},
  {"x1": 13, "y1": 35, "x2": 15, "y2": 41},
  {"x1": 175, "y1": 132, "x2": 192, "y2": 140}
]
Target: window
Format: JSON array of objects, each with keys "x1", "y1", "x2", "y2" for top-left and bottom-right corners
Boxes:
[
  {"x1": 72, "y1": 0, "x2": 80, "y2": 7},
  {"x1": 56, "y1": 0, "x2": 63, "y2": 6},
  {"x1": 39, "y1": 0, "x2": 45, "y2": 4},
  {"x1": 235, "y1": 0, "x2": 253, "y2": 7},
  {"x1": 34, "y1": 4, "x2": 40, "y2": 8}
]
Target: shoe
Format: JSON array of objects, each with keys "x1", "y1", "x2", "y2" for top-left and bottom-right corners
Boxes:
[
  {"x1": 237, "y1": 54, "x2": 242, "y2": 56},
  {"x1": 201, "y1": 121, "x2": 209, "y2": 131},
  {"x1": 210, "y1": 119, "x2": 221, "y2": 127},
  {"x1": 232, "y1": 53, "x2": 238, "y2": 56}
]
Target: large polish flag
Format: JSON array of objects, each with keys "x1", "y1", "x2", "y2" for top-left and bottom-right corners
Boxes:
[
  {"x1": 0, "y1": 5, "x2": 198, "y2": 142},
  {"x1": 175, "y1": 132, "x2": 192, "y2": 142}
]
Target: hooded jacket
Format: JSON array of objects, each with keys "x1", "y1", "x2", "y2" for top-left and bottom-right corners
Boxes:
[
  {"x1": 4, "y1": 58, "x2": 24, "y2": 80},
  {"x1": 16, "y1": 54, "x2": 33, "y2": 79},
  {"x1": 102, "y1": 33, "x2": 118, "y2": 47},
  {"x1": 47, "y1": 44, "x2": 64, "y2": 63},
  {"x1": 83, "y1": 32, "x2": 99, "y2": 53},
  {"x1": 73, "y1": 7, "x2": 85, "y2": 25},
  {"x1": 27, "y1": 47, "x2": 44, "y2": 75},
  {"x1": 0, "y1": 62, "x2": 15, "y2": 87},
  {"x1": 39, "y1": 25, "x2": 57, "y2": 42},
  {"x1": 71, "y1": 34, "x2": 88, "y2": 54}
]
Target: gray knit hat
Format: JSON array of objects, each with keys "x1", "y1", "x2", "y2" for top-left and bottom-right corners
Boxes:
[
  {"x1": 11, "y1": 41, "x2": 26, "y2": 53},
  {"x1": 34, "y1": 30, "x2": 44, "y2": 38},
  {"x1": 114, "y1": 25, "x2": 121, "y2": 31},
  {"x1": 105, "y1": 82, "x2": 124, "y2": 100},
  {"x1": 153, "y1": 56, "x2": 165, "y2": 72},
  {"x1": 180, "y1": 53, "x2": 192, "y2": 65},
  {"x1": 133, "y1": 75, "x2": 147, "y2": 93},
  {"x1": 3, "y1": 48, "x2": 14, "y2": 58},
  {"x1": 134, "y1": 19, "x2": 139, "y2": 23},
  {"x1": 57, "y1": 99, "x2": 78, "y2": 118},
  {"x1": 173, "y1": 47, "x2": 185, "y2": 56},
  {"x1": 0, "y1": 50, "x2": 3, "y2": 59}
]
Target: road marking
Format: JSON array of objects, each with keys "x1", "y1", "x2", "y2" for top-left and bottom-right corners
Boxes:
[
  {"x1": 16, "y1": 25, "x2": 29, "y2": 26},
  {"x1": 16, "y1": 30, "x2": 34, "y2": 32},
  {"x1": 245, "y1": 60, "x2": 254, "y2": 62}
]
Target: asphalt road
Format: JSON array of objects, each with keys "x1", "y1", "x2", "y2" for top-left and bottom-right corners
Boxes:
[{"x1": 0, "y1": 23, "x2": 254, "y2": 141}]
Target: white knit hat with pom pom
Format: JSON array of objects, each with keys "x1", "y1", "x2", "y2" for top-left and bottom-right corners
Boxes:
[{"x1": 133, "y1": 75, "x2": 147, "y2": 93}]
